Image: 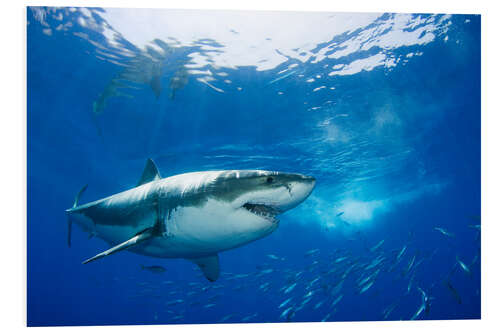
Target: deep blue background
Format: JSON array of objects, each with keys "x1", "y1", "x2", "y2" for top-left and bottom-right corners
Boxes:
[{"x1": 27, "y1": 9, "x2": 480, "y2": 326}]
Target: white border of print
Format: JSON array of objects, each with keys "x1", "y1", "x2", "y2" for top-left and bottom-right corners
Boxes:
[{"x1": 2, "y1": 1, "x2": 497, "y2": 333}]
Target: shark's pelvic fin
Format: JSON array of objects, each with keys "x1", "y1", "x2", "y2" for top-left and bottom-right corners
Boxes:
[
  {"x1": 68, "y1": 184, "x2": 88, "y2": 247},
  {"x1": 137, "y1": 158, "x2": 161, "y2": 186},
  {"x1": 82, "y1": 228, "x2": 155, "y2": 264},
  {"x1": 191, "y1": 254, "x2": 220, "y2": 282}
]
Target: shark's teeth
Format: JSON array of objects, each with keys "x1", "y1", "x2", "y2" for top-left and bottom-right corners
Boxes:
[{"x1": 242, "y1": 203, "x2": 279, "y2": 223}]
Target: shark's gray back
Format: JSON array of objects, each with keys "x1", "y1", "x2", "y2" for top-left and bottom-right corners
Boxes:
[{"x1": 68, "y1": 169, "x2": 281, "y2": 234}]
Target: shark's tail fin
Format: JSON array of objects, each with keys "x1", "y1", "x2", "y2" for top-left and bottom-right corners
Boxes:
[
  {"x1": 67, "y1": 184, "x2": 88, "y2": 247},
  {"x1": 72, "y1": 184, "x2": 88, "y2": 208}
]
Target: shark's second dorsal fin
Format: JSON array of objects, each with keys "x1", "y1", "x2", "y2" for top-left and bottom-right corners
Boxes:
[
  {"x1": 191, "y1": 255, "x2": 220, "y2": 282},
  {"x1": 137, "y1": 158, "x2": 161, "y2": 186}
]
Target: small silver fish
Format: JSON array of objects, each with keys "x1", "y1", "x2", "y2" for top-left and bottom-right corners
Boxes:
[
  {"x1": 366, "y1": 256, "x2": 384, "y2": 270},
  {"x1": 260, "y1": 282, "x2": 271, "y2": 290},
  {"x1": 321, "y1": 313, "x2": 332, "y2": 322},
  {"x1": 406, "y1": 272, "x2": 415, "y2": 294},
  {"x1": 279, "y1": 297, "x2": 293, "y2": 309},
  {"x1": 284, "y1": 282, "x2": 297, "y2": 294},
  {"x1": 410, "y1": 303, "x2": 425, "y2": 320},
  {"x1": 242, "y1": 313, "x2": 258, "y2": 321},
  {"x1": 359, "y1": 281, "x2": 374, "y2": 294},
  {"x1": 300, "y1": 297, "x2": 312, "y2": 307},
  {"x1": 403, "y1": 255, "x2": 416, "y2": 276},
  {"x1": 331, "y1": 294, "x2": 343, "y2": 307},
  {"x1": 335, "y1": 256, "x2": 348, "y2": 264},
  {"x1": 358, "y1": 275, "x2": 371, "y2": 287},
  {"x1": 267, "y1": 254, "x2": 283, "y2": 261},
  {"x1": 382, "y1": 299, "x2": 400, "y2": 319},
  {"x1": 219, "y1": 314, "x2": 234, "y2": 322},
  {"x1": 370, "y1": 240, "x2": 385, "y2": 252},
  {"x1": 418, "y1": 287, "x2": 431, "y2": 315},
  {"x1": 305, "y1": 249, "x2": 320, "y2": 257},
  {"x1": 165, "y1": 299, "x2": 184, "y2": 306},
  {"x1": 280, "y1": 307, "x2": 294, "y2": 319},
  {"x1": 434, "y1": 227, "x2": 454, "y2": 237},
  {"x1": 456, "y1": 256, "x2": 471, "y2": 275},
  {"x1": 308, "y1": 277, "x2": 320, "y2": 287},
  {"x1": 314, "y1": 301, "x2": 324, "y2": 310},
  {"x1": 268, "y1": 70, "x2": 297, "y2": 85},
  {"x1": 396, "y1": 245, "x2": 407, "y2": 261}
]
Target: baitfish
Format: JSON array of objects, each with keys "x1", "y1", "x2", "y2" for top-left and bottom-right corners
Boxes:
[
  {"x1": 396, "y1": 245, "x2": 407, "y2": 261},
  {"x1": 434, "y1": 227, "x2": 454, "y2": 238},
  {"x1": 279, "y1": 297, "x2": 293, "y2": 309},
  {"x1": 456, "y1": 256, "x2": 471, "y2": 275},
  {"x1": 305, "y1": 249, "x2": 320, "y2": 257},
  {"x1": 284, "y1": 282, "x2": 297, "y2": 294},
  {"x1": 268, "y1": 70, "x2": 297, "y2": 85},
  {"x1": 280, "y1": 307, "x2": 294, "y2": 320},
  {"x1": 359, "y1": 281, "x2": 374, "y2": 294},
  {"x1": 267, "y1": 254, "x2": 283, "y2": 260},
  {"x1": 370, "y1": 240, "x2": 385, "y2": 252},
  {"x1": 331, "y1": 294, "x2": 343, "y2": 307},
  {"x1": 334, "y1": 256, "x2": 348, "y2": 264}
]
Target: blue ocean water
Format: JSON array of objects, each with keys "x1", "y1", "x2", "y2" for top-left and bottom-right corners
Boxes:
[{"x1": 27, "y1": 8, "x2": 480, "y2": 326}]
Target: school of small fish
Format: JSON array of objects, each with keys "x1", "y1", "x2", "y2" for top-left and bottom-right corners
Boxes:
[{"x1": 105, "y1": 222, "x2": 479, "y2": 324}]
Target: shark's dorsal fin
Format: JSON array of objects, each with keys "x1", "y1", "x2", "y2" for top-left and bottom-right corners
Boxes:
[
  {"x1": 137, "y1": 158, "x2": 161, "y2": 186},
  {"x1": 82, "y1": 228, "x2": 156, "y2": 264},
  {"x1": 191, "y1": 255, "x2": 220, "y2": 282}
]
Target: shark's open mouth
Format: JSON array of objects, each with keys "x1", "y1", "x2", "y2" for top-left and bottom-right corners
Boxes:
[{"x1": 242, "y1": 203, "x2": 280, "y2": 223}]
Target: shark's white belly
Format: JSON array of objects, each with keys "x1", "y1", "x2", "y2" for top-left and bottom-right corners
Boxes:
[{"x1": 142, "y1": 199, "x2": 278, "y2": 258}]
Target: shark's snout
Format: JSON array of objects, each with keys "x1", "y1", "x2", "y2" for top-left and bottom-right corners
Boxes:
[
  {"x1": 279, "y1": 173, "x2": 316, "y2": 212},
  {"x1": 229, "y1": 171, "x2": 316, "y2": 223}
]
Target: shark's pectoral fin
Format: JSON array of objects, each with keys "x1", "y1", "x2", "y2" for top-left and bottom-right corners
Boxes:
[
  {"x1": 137, "y1": 158, "x2": 161, "y2": 186},
  {"x1": 190, "y1": 254, "x2": 220, "y2": 282},
  {"x1": 82, "y1": 228, "x2": 155, "y2": 264}
]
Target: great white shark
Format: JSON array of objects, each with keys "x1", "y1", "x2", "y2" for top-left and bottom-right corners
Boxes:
[{"x1": 66, "y1": 159, "x2": 315, "y2": 281}]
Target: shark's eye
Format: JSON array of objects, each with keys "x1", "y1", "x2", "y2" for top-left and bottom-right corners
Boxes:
[{"x1": 266, "y1": 176, "x2": 274, "y2": 184}]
